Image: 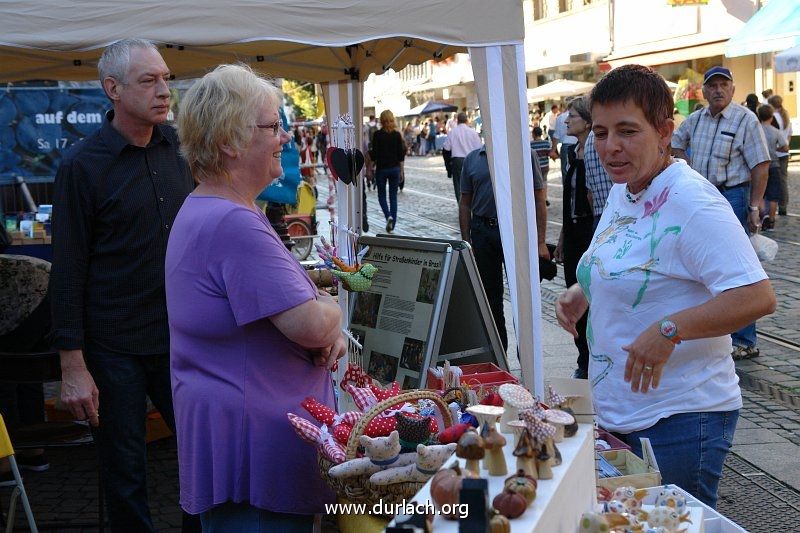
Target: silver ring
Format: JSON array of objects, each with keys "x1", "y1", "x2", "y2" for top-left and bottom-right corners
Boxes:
[{"x1": 643, "y1": 365, "x2": 654, "y2": 372}]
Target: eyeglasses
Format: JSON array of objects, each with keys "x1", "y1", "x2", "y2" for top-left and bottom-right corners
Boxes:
[{"x1": 254, "y1": 119, "x2": 283, "y2": 137}]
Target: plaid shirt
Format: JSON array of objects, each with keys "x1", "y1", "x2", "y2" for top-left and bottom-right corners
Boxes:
[
  {"x1": 584, "y1": 131, "x2": 614, "y2": 217},
  {"x1": 671, "y1": 102, "x2": 769, "y2": 187}
]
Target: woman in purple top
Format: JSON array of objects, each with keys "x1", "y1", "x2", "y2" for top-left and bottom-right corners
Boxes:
[{"x1": 166, "y1": 64, "x2": 346, "y2": 532}]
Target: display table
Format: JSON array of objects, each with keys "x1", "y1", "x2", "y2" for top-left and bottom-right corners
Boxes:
[{"x1": 391, "y1": 423, "x2": 596, "y2": 531}]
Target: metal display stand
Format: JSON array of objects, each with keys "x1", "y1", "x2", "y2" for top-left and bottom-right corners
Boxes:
[{"x1": 348, "y1": 235, "x2": 508, "y2": 389}]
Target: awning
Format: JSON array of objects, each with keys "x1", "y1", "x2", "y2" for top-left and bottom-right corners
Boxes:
[
  {"x1": 725, "y1": 0, "x2": 800, "y2": 58},
  {"x1": 526, "y1": 79, "x2": 594, "y2": 102},
  {"x1": 776, "y1": 44, "x2": 800, "y2": 73},
  {"x1": 604, "y1": 41, "x2": 726, "y2": 69}
]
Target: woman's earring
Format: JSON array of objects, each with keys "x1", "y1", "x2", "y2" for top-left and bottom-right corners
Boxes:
[{"x1": 659, "y1": 147, "x2": 664, "y2": 156}]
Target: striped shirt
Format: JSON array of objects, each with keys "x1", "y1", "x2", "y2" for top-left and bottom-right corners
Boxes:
[
  {"x1": 671, "y1": 102, "x2": 769, "y2": 187},
  {"x1": 530, "y1": 139, "x2": 551, "y2": 169},
  {"x1": 584, "y1": 131, "x2": 614, "y2": 217}
]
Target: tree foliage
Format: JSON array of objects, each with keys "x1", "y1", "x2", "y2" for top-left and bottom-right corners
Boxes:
[{"x1": 282, "y1": 79, "x2": 317, "y2": 120}]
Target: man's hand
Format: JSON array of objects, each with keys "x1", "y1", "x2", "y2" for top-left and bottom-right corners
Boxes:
[
  {"x1": 748, "y1": 209, "x2": 761, "y2": 233},
  {"x1": 538, "y1": 242, "x2": 550, "y2": 260},
  {"x1": 59, "y1": 349, "x2": 100, "y2": 426},
  {"x1": 553, "y1": 230, "x2": 564, "y2": 263},
  {"x1": 548, "y1": 148, "x2": 559, "y2": 161}
]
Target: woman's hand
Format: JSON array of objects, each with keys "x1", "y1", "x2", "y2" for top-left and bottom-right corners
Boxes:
[
  {"x1": 556, "y1": 284, "x2": 588, "y2": 338},
  {"x1": 311, "y1": 333, "x2": 347, "y2": 369},
  {"x1": 622, "y1": 325, "x2": 675, "y2": 393}
]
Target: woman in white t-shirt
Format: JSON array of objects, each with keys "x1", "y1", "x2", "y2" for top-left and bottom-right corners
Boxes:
[{"x1": 556, "y1": 65, "x2": 776, "y2": 508}]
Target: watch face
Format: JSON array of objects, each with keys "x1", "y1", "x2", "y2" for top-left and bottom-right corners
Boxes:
[{"x1": 660, "y1": 320, "x2": 678, "y2": 338}]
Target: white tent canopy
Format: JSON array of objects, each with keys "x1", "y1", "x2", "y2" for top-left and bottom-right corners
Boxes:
[
  {"x1": 775, "y1": 44, "x2": 800, "y2": 73},
  {"x1": 0, "y1": 0, "x2": 547, "y2": 395},
  {"x1": 526, "y1": 79, "x2": 594, "y2": 102}
]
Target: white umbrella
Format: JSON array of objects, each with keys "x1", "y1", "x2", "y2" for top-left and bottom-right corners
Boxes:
[
  {"x1": 526, "y1": 79, "x2": 594, "y2": 102},
  {"x1": 776, "y1": 44, "x2": 800, "y2": 73}
]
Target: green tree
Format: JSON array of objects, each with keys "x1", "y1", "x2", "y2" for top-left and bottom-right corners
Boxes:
[{"x1": 282, "y1": 79, "x2": 317, "y2": 120}]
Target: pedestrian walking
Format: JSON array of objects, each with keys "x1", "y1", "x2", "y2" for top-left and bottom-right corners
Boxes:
[
  {"x1": 369, "y1": 110, "x2": 406, "y2": 233},
  {"x1": 531, "y1": 126, "x2": 551, "y2": 203},
  {"x1": 672, "y1": 66, "x2": 771, "y2": 361},
  {"x1": 757, "y1": 104, "x2": 789, "y2": 230},
  {"x1": 768, "y1": 95, "x2": 792, "y2": 215},
  {"x1": 442, "y1": 112, "x2": 483, "y2": 201}
]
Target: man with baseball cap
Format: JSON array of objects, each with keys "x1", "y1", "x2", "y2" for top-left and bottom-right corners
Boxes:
[{"x1": 672, "y1": 66, "x2": 770, "y2": 361}]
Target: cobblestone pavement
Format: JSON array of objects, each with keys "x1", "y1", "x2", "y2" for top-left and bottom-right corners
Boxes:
[{"x1": 3, "y1": 155, "x2": 799, "y2": 532}]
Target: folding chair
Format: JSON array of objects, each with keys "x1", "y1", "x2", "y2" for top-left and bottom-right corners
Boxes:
[
  {"x1": 0, "y1": 414, "x2": 38, "y2": 533},
  {"x1": 0, "y1": 351, "x2": 104, "y2": 531}
]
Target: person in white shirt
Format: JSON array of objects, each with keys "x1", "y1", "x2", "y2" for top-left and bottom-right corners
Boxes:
[
  {"x1": 557, "y1": 64, "x2": 775, "y2": 509},
  {"x1": 768, "y1": 95, "x2": 793, "y2": 215},
  {"x1": 443, "y1": 112, "x2": 483, "y2": 201},
  {"x1": 542, "y1": 104, "x2": 558, "y2": 136}
]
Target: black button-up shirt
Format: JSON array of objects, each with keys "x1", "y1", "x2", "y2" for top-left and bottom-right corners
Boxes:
[{"x1": 49, "y1": 111, "x2": 194, "y2": 354}]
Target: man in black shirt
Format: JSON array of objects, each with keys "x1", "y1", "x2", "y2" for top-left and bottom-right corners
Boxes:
[{"x1": 50, "y1": 39, "x2": 195, "y2": 532}]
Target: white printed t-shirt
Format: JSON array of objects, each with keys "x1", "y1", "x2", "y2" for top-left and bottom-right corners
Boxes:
[{"x1": 578, "y1": 160, "x2": 766, "y2": 433}]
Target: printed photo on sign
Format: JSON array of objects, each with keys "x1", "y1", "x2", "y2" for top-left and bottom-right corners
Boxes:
[
  {"x1": 416, "y1": 267, "x2": 440, "y2": 304},
  {"x1": 351, "y1": 292, "x2": 382, "y2": 328},
  {"x1": 399, "y1": 337, "x2": 425, "y2": 372},
  {"x1": 402, "y1": 375, "x2": 419, "y2": 389},
  {"x1": 368, "y1": 351, "x2": 398, "y2": 384}
]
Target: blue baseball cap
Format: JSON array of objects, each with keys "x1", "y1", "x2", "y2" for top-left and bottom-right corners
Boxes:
[{"x1": 703, "y1": 66, "x2": 733, "y2": 84}]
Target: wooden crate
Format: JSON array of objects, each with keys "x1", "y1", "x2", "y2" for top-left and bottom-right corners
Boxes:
[{"x1": 597, "y1": 438, "x2": 661, "y2": 491}]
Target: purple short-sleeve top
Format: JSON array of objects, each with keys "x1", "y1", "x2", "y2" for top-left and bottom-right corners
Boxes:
[{"x1": 166, "y1": 195, "x2": 336, "y2": 515}]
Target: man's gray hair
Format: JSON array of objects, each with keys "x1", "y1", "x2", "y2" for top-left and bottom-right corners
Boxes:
[{"x1": 98, "y1": 39, "x2": 159, "y2": 83}]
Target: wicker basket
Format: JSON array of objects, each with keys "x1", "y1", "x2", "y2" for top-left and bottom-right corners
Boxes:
[{"x1": 318, "y1": 389, "x2": 453, "y2": 509}]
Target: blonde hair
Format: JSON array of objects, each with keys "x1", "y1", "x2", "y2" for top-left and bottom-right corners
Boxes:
[
  {"x1": 379, "y1": 109, "x2": 396, "y2": 133},
  {"x1": 177, "y1": 64, "x2": 280, "y2": 183},
  {"x1": 767, "y1": 95, "x2": 790, "y2": 129}
]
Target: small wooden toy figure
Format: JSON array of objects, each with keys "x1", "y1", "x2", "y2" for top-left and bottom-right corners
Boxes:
[
  {"x1": 511, "y1": 427, "x2": 537, "y2": 479},
  {"x1": 466, "y1": 405, "x2": 506, "y2": 476},
  {"x1": 526, "y1": 417, "x2": 556, "y2": 480},
  {"x1": 456, "y1": 429, "x2": 484, "y2": 476}
]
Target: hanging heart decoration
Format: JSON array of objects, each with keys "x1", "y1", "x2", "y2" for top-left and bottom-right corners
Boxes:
[
  {"x1": 330, "y1": 148, "x2": 365, "y2": 185},
  {"x1": 325, "y1": 146, "x2": 338, "y2": 181}
]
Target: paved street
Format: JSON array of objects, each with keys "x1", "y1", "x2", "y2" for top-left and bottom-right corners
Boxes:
[{"x1": 3, "y1": 155, "x2": 799, "y2": 532}]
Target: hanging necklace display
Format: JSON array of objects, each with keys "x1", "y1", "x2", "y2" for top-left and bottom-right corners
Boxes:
[{"x1": 327, "y1": 115, "x2": 364, "y2": 185}]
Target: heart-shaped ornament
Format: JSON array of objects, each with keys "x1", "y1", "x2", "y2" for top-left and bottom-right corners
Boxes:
[
  {"x1": 350, "y1": 149, "x2": 365, "y2": 177},
  {"x1": 330, "y1": 148, "x2": 354, "y2": 184},
  {"x1": 325, "y1": 146, "x2": 338, "y2": 181}
]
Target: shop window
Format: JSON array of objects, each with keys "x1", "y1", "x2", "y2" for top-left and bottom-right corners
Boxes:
[
  {"x1": 559, "y1": 0, "x2": 572, "y2": 13},
  {"x1": 533, "y1": 0, "x2": 548, "y2": 20}
]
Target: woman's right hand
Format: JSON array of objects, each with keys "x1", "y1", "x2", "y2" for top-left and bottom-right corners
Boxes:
[
  {"x1": 556, "y1": 285, "x2": 588, "y2": 338},
  {"x1": 311, "y1": 333, "x2": 347, "y2": 369}
]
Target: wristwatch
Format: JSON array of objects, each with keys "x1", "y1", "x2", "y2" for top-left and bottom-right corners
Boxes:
[
  {"x1": 659, "y1": 318, "x2": 682, "y2": 345},
  {"x1": 748, "y1": 205, "x2": 759, "y2": 212}
]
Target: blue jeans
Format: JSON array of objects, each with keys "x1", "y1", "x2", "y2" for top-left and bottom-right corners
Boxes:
[
  {"x1": 85, "y1": 350, "x2": 179, "y2": 533},
  {"x1": 720, "y1": 185, "x2": 757, "y2": 348},
  {"x1": 375, "y1": 166, "x2": 400, "y2": 222},
  {"x1": 200, "y1": 501, "x2": 314, "y2": 533},
  {"x1": 618, "y1": 410, "x2": 739, "y2": 509}
]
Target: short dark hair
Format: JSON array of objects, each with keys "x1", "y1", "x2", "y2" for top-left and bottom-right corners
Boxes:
[
  {"x1": 457, "y1": 112, "x2": 468, "y2": 124},
  {"x1": 757, "y1": 104, "x2": 774, "y2": 122},
  {"x1": 533, "y1": 126, "x2": 543, "y2": 137},
  {"x1": 589, "y1": 64, "x2": 673, "y2": 130}
]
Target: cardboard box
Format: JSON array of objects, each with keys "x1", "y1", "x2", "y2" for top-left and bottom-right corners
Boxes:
[
  {"x1": 596, "y1": 429, "x2": 631, "y2": 452},
  {"x1": 596, "y1": 440, "x2": 661, "y2": 491},
  {"x1": 427, "y1": 362, "x2": 518, "y2": 392}
]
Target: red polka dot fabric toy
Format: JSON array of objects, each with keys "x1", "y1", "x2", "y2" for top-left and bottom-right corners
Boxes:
[
  {"x1": 286, "y1": 413, "x2": 346, "y2": 464},
  {"x1": 300, "y1": 396, "x2": 363, "y2": 445}
]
